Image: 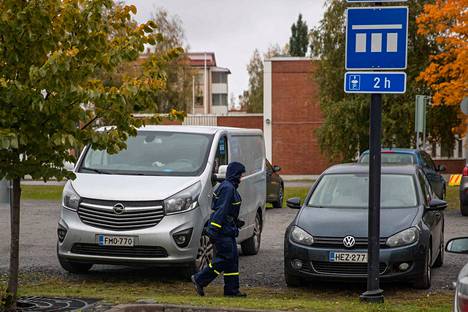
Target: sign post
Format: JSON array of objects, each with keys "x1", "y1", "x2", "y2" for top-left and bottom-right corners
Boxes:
[{"x1": 344, "y1": 3, "x2": 409, "y2": 304}]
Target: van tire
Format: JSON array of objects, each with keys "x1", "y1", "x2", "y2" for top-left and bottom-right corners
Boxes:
[
  {"x1": 241, "y1": 212, "x2": 262, "y2": 255},
  {"x1": 58, "y1": 256, "x2": 93, "y2": 274}
]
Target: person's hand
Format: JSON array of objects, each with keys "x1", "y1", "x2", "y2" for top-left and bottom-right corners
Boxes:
[{"x1": 236, "y1": 219, "x2": 245, "y2": 228}]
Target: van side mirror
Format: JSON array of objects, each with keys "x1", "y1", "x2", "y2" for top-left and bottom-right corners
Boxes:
[
  {"x1": 446, "y1": 237, "x2": 468, "y2": 254},
  {"x1": 287, "y1": 197, "x2": 302, "y2": 209},
  {"x1": 273, "y1": 165, "x2": 281, "y2": 173},
  {"x1": 214, "y1": 165, "x2": 228, "y2": 182},
  {"x1": 437, "y1": 164, "x2": 446, "y2": 172},
  {"x1": 427, "y1": 198, "x2": 447, "y2": 211}
]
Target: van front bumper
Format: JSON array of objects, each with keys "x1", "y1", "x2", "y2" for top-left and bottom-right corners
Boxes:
[{"x1": 57, "y1": 207, "x2": 204, "y2": 266}]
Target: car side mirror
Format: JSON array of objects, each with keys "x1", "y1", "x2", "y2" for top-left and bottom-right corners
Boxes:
[
  {"x1": 214, "y1": 165, "x2": 228, "y2": 182},
  {"x1": 446, "y1": 237, "x2": 468, "y2": 254},
  {"x1": 287, "y1": 197, "x2": 302, "y2": 209},
  {"x1": 437, "y1": 164, "x2": 446, "y2": 172},
  {"x1": 273, "y1": 165, "x2": 281, "y2": 173},
  {"x1": 427, "y1": 198, "x2": 447, "y2": 211}
]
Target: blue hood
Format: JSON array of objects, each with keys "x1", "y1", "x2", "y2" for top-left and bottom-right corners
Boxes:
[{"x1": 226, "y1": 162, "x2": 246, "y2": 188}]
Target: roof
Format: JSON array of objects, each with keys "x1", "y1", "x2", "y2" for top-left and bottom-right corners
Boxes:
[
  {"x1": 361, "y1": 148, "x2": 419, "y2": 155},
  {"x1": 211, "y1": 67, "x2": 231, "y2": 74},
  {"x1": 323, "y1": 163, "x2": 419, "y2": 175},
  {"x1": 187, "y1": 52, "x2": 216, "y2": 67}
]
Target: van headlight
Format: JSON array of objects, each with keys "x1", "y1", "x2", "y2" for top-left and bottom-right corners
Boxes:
[
  {"x1": 62, "y1": 182, "x2": 80, "y2": 211},
  {"x1": 290, "y1": 226, "x2": 314, "y2": 246},
  {"x1": 386, "y1": 227, "x2": 419, "y2": 248},
  {"x1": 164, "y1": 182, "x2": 201, "y2": 215}
]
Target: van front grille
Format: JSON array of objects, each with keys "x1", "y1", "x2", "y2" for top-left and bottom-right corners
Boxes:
[{"x1": 78, "y1": 198, "x2": 164, "y2": 231}]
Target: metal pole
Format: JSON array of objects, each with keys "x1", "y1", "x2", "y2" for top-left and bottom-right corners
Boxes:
[
  {"x1": 192, "y1": 76, "x2": 195, "y2": 114},
  {"x1": 361, "y1": 93, "x2": 384, "y2": 303}
]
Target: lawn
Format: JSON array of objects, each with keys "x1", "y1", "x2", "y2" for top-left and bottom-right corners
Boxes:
[
  {"x1": 21, "y1": 183, "x2": 461, "y2": 212},
  {"x1": 0, "y1": 273, "x2": 453, "y2": 312}
]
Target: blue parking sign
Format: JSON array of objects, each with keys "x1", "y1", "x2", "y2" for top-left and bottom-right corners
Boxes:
[{"x1": 346, "y1": 7, "x2": 408, "y2": 70}]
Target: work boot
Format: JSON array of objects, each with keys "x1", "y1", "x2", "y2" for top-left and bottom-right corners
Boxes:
[
  {"x1": 191, "y1": 275, "x2": 205, "y2": 296},
  {"x1": 224, "y1": 292, "x2": 247, "y2": 298}
]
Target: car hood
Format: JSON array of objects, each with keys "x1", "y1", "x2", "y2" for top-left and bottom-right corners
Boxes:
[
  {"x1": 71, "y1": 173, "x2": 200, "y2": 201},
  {"x1": 296, "y1": 206, "x2": 419, "y2": 238}
]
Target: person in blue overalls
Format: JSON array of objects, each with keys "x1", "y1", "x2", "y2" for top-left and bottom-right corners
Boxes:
[{"x1": 191, "y1": 161, "x2": 247, "y2": 297}]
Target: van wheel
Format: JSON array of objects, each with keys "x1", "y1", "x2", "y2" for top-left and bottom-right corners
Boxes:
[
  {"x1": 413, "y1": 247, "x2": 431, "y2": 289},
  {"x1": 272, "y1": 186, "x2": 284, "y2": 208},
  {"x1": 241, "y1": 212, "x2": 262, "y2": 255},
  {"x1": 195, "y1": 232, "x2": 214, "y2": 272}
]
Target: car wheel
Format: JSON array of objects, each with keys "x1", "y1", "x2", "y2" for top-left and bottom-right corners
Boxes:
[
  {"x1": 241, "y1": 212, "x2": 262, "y2": 255},
  {"x1": 461, "y1": 201, "x2": 468, "y2": 216},
  {"x1": 433, "y1": 233, "x2": 444, "y2": 268},
  {"x1": 413, "y1": 247, "x2": 432, "y2": 289},
  {"x1": 272, "y1": 186, "x2": 284, "y2": 208}
]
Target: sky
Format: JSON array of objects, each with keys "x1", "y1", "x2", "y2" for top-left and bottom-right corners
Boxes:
[{"x1": 125, "y1": 0, "x2": 327, "y2": 103}]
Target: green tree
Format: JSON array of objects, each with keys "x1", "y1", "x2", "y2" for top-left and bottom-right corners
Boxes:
[
  {"x1": 289, "y1": 14, "x2": 309, "y2": 57},
  {"x1": 311, "y1": 0, "x2": 459, "y2": 161},
  {"x1": 245, "y1": 45, "x2": 286, "y2": 113},
  {"x1": 0, "y1": 1, "x2": 179, "y2": 309}
]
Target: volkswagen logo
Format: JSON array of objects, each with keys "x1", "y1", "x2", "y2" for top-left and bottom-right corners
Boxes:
[
  {"x1": 113, "y1": 203, "x2": 125, "y2": 215},
  {"x1": 343, "y1": 235, "x2": 356, "y2": 248}
]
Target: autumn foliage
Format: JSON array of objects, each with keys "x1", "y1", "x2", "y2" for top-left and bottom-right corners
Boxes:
[{"x1": 417, "y1": 0, "x2": 468, "y2": 106}]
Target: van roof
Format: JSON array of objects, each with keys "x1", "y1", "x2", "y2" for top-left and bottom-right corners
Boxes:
[{"x1": 98, "y1": 125, "x2": 263, "y2": 136}]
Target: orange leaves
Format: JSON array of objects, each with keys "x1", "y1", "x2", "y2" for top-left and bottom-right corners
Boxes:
[{"x1": 416, "y1": 0, "x2": 468, "y2": 106}]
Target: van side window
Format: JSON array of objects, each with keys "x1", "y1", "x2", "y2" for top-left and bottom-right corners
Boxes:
[
  {"x1": 214, "y1": 136, "x2": 228, "y2": 173},
  {"x1": 230, "y1": 135, "x2": 264, "y2": 175}
]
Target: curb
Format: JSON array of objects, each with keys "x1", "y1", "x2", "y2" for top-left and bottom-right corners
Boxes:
[{"x1": 106, "y1": 304, "x2": 281, "y2": 312}]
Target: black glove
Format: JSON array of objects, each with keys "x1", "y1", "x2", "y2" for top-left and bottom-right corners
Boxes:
[{"x1": 236, "y1": 219, "x2": 245, "y2": 228}]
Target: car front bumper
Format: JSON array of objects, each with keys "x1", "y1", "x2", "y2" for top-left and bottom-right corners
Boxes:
[
  {"x1": 57, "y1": 206, "x2": 204, "y2": 266},
  {"x1": 285, "y1": 238, "x2": 427, "y2": 282}
]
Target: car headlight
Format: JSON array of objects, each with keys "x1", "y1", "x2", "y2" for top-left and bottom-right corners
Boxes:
[
  {"x1": 290, "y1": 226, "x2": 314, "y2": 246},
  {"x1": 164, "y1": 182, "x2": 201, "y2": 215},
  {"x1": 386, "y1": 227, "x2": 419, "y2": 248},
  {"x1": 62, "y1": 182, "x2": 80, "y2": 211}
]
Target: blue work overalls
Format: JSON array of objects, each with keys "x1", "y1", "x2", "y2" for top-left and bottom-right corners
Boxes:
[{"x1": 194, "y1": 162, "x2": 245, "y2": 296}]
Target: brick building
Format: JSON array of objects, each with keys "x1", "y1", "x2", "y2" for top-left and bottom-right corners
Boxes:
[{"x1": 263, "y1": 57, "x2": 330, "y2": 175}]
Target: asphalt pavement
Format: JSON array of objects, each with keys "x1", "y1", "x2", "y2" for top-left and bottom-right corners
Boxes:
[{"x1": 0, "y1": 200, "x2": 467, "y2": 291}]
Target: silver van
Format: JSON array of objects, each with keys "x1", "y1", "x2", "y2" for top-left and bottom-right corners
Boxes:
[{"x1": 57, "y1": 126, "x2": 266, "y2": 274}]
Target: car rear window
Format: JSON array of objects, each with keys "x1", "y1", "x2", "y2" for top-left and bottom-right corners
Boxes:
[
  {"x1": 308, "y1": 174, "x2": 418, "y2": 208},
  {"x1": 360, "y1": 152, "x2": 415, "y2": 165}
]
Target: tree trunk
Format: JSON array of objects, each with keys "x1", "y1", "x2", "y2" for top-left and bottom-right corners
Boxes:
[{"x1": 5, "y1": 178, "x2": 21, "y2": 311}]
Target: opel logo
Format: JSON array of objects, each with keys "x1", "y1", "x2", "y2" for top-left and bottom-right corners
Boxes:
[
  {"x1": 343, "y1": 235, "x2": 356, "y2": 248},
  {"x1": 113, "y1": 203, "x2": 125, "y2": 215}
]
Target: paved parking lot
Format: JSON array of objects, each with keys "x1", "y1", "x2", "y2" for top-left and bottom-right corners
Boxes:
[{"x1": 0, "y1": 200, "x2": 467, "y2": 290}]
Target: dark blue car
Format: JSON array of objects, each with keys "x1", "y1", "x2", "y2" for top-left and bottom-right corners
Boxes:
[{"x1": 359, "y1": 148, "x2": 446, "y2": 199}]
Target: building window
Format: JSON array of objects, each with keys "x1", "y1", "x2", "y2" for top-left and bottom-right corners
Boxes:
[
  {"x1": 212, "y1": 94, "x2": 228, "y2": 106},
  {"x1": 212, "y1": 72, "x2": 227, "y2": 84}
]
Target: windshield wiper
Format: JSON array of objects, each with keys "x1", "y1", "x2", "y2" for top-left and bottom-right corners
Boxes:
[{"x1": 80, "y1": 167, "x2": 111, "y2": 174}]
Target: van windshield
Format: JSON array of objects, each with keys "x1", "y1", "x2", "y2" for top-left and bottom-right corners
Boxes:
[
  {"x1": 79, "y1": 131, "x2": 213, "y2": 176},
  {"x1": 307, "y1": 174, "x2": 418, "y2": 208}
]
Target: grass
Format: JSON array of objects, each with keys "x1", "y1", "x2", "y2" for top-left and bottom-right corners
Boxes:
[
  {"x1": 21, "y1": 184, "x2": 64, "y2": 201},
  {"x1": 20, "y1": 184, "x2": 460, "y2": 211},
  {"x1": 0, "y1": 274, "x2": 452, "y2": 312}
]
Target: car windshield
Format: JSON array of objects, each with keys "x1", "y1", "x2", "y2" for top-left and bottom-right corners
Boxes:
[
  {"x1": 360, "y1": 152, "x2": 415, "y2": 165},
  {"x1": 79, "y1": 131, "x2": 213, "y2": 176},
  {"x1": 307, "y1": 174, "x2": 418, "y2": 208}
]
